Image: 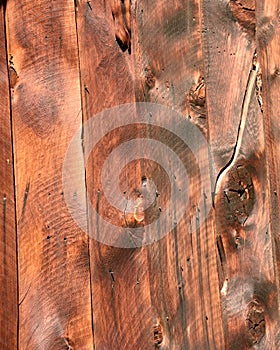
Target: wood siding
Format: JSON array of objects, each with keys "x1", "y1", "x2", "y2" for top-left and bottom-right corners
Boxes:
[{"x1": 0, "y1": 0, "x2": 279, "y2": 349}]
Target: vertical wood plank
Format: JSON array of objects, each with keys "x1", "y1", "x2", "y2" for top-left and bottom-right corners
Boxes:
[
  {"x1": 0, "y1": 2, "x2": 18, "y2": 349},
  {"x1": 134, "y1": 1, "x2": 225, "y2": 348},
  {"x1": 6, "y1": 0, "x2": 94, "y2": 348},
  {"x1": 256, "y1": 0, "x2": 280, "y2": 346},
  {"x1": 76, "y1": 1, "x2": 155, "y2": 348},
  {"x1": 203, "y1": 0, "x2": 279, "y2": 347}
]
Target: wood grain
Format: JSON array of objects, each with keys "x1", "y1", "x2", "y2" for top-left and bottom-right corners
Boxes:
[
  {"x1": 203, "y1": 0, "x2": 279, "y2": 348},
  {"x1": 76, "y1": 0, "x2": 224, "y2": 348},
  {"x1": 0, "y1": 3, "x2": 18, "y2": 349},
  {"x1": 256, "y1": 0, "x2": 280, "y2": 345},
  {"x1": 6, "y1": 0, "x2": 93, "y2": 348},
  {"x1": 134, "y1": 1, "x2": 224, "y2": 348},
  {"x1": 1, "y1": 0, "x2": 280, "y2": 348},
  {"x1": 76, "y1": 1, "x2": 155, "y2": 348}
]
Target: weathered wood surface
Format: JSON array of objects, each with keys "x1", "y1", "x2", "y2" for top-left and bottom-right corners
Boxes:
[
  {"x1": 0, "y1": 0, "x2": 280, "y2": 349},
  {"x1": 133, "y1": 1, "x2": 224, "y2": 349},
  {"x1": 256, "y1": 0, "x2": 280, "y2": 345},
  {"x1": 76, "y1": 2, "x2": 155, "y2": 349},
  {"x1": 0, "y1": 2, "x2": 18, "y2": 349},
  {"x1": 203, "y1": 0, "x2": 279, "y2": 348},
  {"x1": 5, "y1": 0, "x2": 93, "y2": 348}
]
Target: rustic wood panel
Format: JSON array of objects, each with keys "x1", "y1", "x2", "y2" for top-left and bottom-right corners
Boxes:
[
  {"x1": 0, "y1": 2, "x2": 18, "y2": 349},
  {"x1": 6, "y1": 0, "x2": 93, "y2": 348},
  {"x1": 203, "y1": 0, "x2": 279, "y2": 348},
  {"x1": 76, "y1": 1, "x2": 157, "y2": 348},
  {"x1": 76, "y1": 0, "x2": 224, "y2": 348},
  {"x1": 133, "y1": 1, "x2": 224, "y2": 348},
  {"x1": 257, "y1": 0, "x2": 280, "y2": 345},
  {"x1": 0, "y1": 0, "x2": 279, "y2": 348}
]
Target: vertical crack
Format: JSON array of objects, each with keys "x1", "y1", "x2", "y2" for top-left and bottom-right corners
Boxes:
[{"x1": 212, "y1": 54, "x2": 259, "y2": 207}]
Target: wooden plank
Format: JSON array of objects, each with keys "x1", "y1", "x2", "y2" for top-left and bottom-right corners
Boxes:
[
  {"x1": 76, "y1": 1, "x2": 155, "y2": 349},
  {"x1": 0, "y1": 3, "x2": 18, "y2": 349},
  {"x1": 5, "y1": 1, "x2": 94, "y2": 348},
  {"x1": 133, "y1": 1, "x2": 224, "y2": 348},
  {"x1": 256, "y1": 0, "x2": 280, "y2": 345},
  {"x1": 203, "y1": 0, "x2": 279, "y2": 348}
]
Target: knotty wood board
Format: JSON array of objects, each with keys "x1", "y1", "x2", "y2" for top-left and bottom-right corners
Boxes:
[
  {"x1": 76, "y1": 0, "x2": 224, "y2": 349},
  {"x1": 0, "y1": 0, "x2": 280, "y2": 349},
  {"x1": 134, "y1": 1, "x2": 224, "y2": 348},
  {"x1": 203, "y1": 0, "x2": 279, "y2": 348},
  {"x1": 256, "y1": 0, "x2": 280, "y2": 345},
  {"x1": 76, "y1": 1, "x2": 155, "y2": 348}
]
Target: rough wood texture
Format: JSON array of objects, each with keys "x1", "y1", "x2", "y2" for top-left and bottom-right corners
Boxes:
[
  {"x1": 257, "y1": 0, "x2": 280, "y2": 345},
  {"x1": 6, "y1": 0, "x2": 93, "y2": 348},
  {"x1": 204, "y1": 0, "x2": 280, "y2": 348},
  {"x1": 76, "y1": 1, "x2": 155, "y2": 348},
  {"x1": 0, "y1": 0, "x2": 280, "y2": 349},
  {"x1": 133, "y1": 1, "x2": 224, "y2": 348},
  {"x1": 0, "y1": 3, "x2": 18, "y2": 349}
]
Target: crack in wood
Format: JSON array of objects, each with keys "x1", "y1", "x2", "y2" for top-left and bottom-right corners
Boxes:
[
  {"x1": 18, "y1": 282, "x2": 32, "y2": 306},
  {"x1": 62, "y1": 336, "x2": 74, "y2": 350},
  {"x1": 213, "y1": 56, "x2": 259, "y2": 207},
  {"x1": 19, "y1": 182, "x2": 30, "y2": 224},
  {"x1": 216, "y1": 234, "x2": 227, "y2": 290},
  {"x1": 188, "y1": 76, "x2": 206, "y2": 117}
]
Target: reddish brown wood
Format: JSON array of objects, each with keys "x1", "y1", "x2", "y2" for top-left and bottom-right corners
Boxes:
[
  {"x1": 76, "y1": 1, "x2": 156, "y2": 348},
  {"x1": 203, "y1": 0, "x2": 279, "y2": 348},
  {"x1": 0, "y1": 3, "x2": 18, "y2": 349},
  {"x1": 6, "y1": 0, "x2": 93, "y2": 348},
  {"x1": 133, "y1": 1, "x2": 224, "y2": 348},
  {"x1": 0, "y1": 0, "x2": 280, "y2": 348},
  {"x1": 76, "y1": 0, "x2": 224, "y2": 348},
  {"x1": 257, "y1": 0, "x2": 280, "y2": 344}
]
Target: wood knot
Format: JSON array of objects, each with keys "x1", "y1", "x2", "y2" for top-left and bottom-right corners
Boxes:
[
  {"x1": 229, "y1": 0, "x2": 255, "y2": 37},
  {"x1": 246, "y1": 300, "x2": 265, "y2": 345},
  {"x1": 188, "y1": 77, "x2": 206, "y2": 117},
  {"x1": 221, "y1": 165, "x2": 255, "y2": 226},
  {"x1": 271, "y1": 67, "x2": 280, "y2": 81},
  {"x1": 144, "y1": 66, "x2": 155, "y2": 89},
  {"x1": 153, "y1": 323, "x2": 163, "y2": 347}
]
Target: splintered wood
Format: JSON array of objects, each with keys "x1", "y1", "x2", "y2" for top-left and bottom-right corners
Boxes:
[{"x1": 0, "y1": 0, "x2": 280, "y2": 349}]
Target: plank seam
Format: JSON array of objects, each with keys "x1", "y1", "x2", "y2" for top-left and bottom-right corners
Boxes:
[
  {"x1": 73, "y1": 1, "x2": 95, "y2": 348},
  {"x1": 2, "y1": 1, "x2": 19, "y2": 349}
]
